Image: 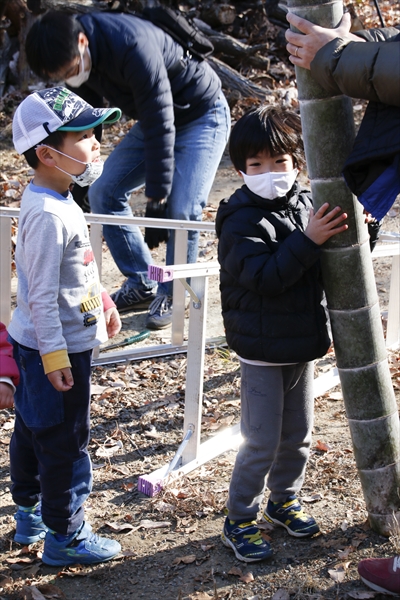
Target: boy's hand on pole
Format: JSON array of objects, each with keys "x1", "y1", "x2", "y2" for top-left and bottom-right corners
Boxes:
[
  {"x1": 305, "y1": 203, "x2": 348, "y2": 245},
  {"x1": 104, "y1": 307, "x2": 121, "y2": 338},
  {"x1": 47, "y1": 368, "x2": 74, "y2": 392},
  {"x1": 0, "y1": 382, "x2": 15, "y2": 409}
]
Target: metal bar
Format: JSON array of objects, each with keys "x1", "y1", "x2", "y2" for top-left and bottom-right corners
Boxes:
[
  {"x1": 386, "y1": 254, "x2": 400, "y2": 349},
  {"x1": 92, "y1": 336, "x2": 227, "y2": 366},
  {"x1": 148, "y1": 262, "x2": 219, "y2": 281},
  {"x1": 171, "y1": 229, "x2": 188, "y2": 346},
  {"x1": 0, "y1": 217, "x2": 12, "y2": 326},
  {"x1": 0, "y1": 207, "x2": 216, "y2": 231},
  {"x1": 90, "y1": 222, "x2": 104, "y2": 360},
  {"x1": 182, "y1": 274, "x2": 208, "y2": 464}
]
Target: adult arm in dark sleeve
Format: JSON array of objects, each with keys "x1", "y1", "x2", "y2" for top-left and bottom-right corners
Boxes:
[
  {"x1": 310, "y1": 34, "x2": 400, "y2": 106},
  {"x1": 286, "y1": 12, "x2": 400, "y2": 106}
]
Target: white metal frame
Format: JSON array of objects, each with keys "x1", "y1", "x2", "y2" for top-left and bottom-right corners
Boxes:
[{"x1": 1, "y1": 208, "x2": 399, "y2": 493}]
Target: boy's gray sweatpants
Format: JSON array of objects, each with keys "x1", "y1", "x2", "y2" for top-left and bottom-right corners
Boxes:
[{"x1": 227, "y1": 361, "x2": 314, "y2": 522}]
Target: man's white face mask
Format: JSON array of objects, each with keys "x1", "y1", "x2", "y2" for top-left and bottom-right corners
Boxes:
[
  {"x1": 240, "y1": 168, "x2": 298, "y2": 200},
  {"x1": 65, "y1": 47, "x2": 92, "y2": 87}
]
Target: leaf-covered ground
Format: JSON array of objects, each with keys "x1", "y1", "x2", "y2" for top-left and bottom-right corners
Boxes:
[
  {"x1": 0, "y1": 346, "x2": 399, "y2": 600},
  {"x1": 0, "y1": 1, "x2": 400, "y2": 598}
]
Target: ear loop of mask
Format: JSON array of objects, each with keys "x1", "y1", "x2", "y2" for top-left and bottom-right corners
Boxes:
[{"x1": 36, "y1": 144, "x2": 104, "y2": 187}]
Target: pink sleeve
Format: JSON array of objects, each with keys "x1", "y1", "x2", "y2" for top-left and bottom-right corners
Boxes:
[
  {"x1": 0, "y1": 322, "x2": 20, "y2": 387},
  {"x1": 101, "y1": 291, "x2": 116, "y2": 312}
]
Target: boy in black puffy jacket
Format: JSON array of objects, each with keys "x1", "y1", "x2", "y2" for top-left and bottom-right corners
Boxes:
[{"x1": 216, "y1": 106, "x2": 348, "y2": 562}]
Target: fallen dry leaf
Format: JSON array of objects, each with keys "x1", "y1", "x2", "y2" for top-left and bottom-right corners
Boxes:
[
  {"x1": 337, "y1": 546, "x2": 354, "y2": 559},
  {"x1": 138, "y1": 519, "x2": 171, "y2": 530},
  {"x1": 105, "y1": 521, "x2": 136, "y2": 533},
  {"x1": 239, "y1": 571, "x2": 254, "y2": 583},
  {"x1": 173, "y1": 554, "x2": 196, "y2": 565},
  {"x1": 6, "y1": 556, "x2": 36, "y2": 564},
  {"x1": 328, "y1": 391, "x2": 343, "y2": 401},
  {"x1": 347, "y1": 591, "x2": 376, "y2": 599},
  {"x1": 328, "y1": 562, "x2": 349, "y2": 582},
  {"x1": 36, "y1": 583, "x2": 65, "y2": 598},
  {"x1": 315, "y1": 440, "x2": 330, "y2": 452},
  {"x1": 272, "y1": 590, "x2": 290, "y2": 600},
  {"x1": 23, "y1": 587, "x2": 47, "y2": 600},
  {"x1": 301, "y1": 493, "x2": 323, "y2": 503}
]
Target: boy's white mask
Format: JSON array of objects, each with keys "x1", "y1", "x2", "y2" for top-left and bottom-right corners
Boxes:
[
  {"x1": 39, "y1": 144, "x2": 103, "y2": 187},
  {"x1": 65, "y1": 47, "x2": 92, "y2": 87},
  {"x1": 241, "y1": 168, "x2": 298, "y2": 200}
]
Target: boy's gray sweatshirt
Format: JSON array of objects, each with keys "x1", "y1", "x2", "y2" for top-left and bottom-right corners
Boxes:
[{"x1": 8, "y1": 183, "x2": 108, "y2": 362}]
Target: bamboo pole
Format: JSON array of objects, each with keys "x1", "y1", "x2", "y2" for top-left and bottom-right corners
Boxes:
[{"x1": 287, "y1": 0, "x2": 400, "y2": 535}]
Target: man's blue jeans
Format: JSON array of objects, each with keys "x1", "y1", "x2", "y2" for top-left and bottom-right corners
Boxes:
[{"x1": 89, "y1": 93, "x2": 230, "y2": 295}]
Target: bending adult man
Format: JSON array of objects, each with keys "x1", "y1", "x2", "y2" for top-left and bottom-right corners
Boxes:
[
  {"x1": 26, "y1": 10, "x2": 230, "y2": 329},
  {"x1": 285, "y1": 12, "x2": 400, "y2": 596}
]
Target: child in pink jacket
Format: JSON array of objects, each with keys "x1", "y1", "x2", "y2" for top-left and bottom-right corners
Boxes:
[{"x1": 0, "y1": 322, "x2": 20, "y2": 409}]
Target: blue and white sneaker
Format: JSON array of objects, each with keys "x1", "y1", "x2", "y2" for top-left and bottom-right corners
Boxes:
[
  {"x1": 14, "y1": 503, "x2": 48, "y2": 545},
  {"x1": 221, "y1": 516, "x2": 273, "y2": 563},
  {"x1": 42, "y1": 521, "x2": 121, "y2": 566}
]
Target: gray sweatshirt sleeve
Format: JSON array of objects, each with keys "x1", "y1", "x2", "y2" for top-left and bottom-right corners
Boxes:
[{"x1": 22, "y1": 209, "x2": 68, "y2": 357}]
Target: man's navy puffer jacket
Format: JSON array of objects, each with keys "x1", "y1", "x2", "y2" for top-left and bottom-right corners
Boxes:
[
  {"x1": 74, "y1": 12, "x2": 221, "y2": 200},
  {"x1": 216, "y1": 183, "x2": 331, "y2": 364}
]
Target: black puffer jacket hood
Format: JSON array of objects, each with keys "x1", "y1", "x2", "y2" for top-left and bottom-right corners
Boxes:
[{"x1": 216, "y1": 184, "x2": 331, "y2": 364}]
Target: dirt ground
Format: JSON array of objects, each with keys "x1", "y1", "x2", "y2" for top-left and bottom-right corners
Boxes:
[
  {"x1": 0, "y1": 143, "x2": 400, "y2": 599},
  {"x1": 1, "y1": 4, "x2": 400, "y2": 596}
]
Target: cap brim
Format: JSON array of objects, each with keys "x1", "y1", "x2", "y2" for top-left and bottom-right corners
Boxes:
[{"x1": 58, "y1": 107, "x2": 122, "y2": 131}]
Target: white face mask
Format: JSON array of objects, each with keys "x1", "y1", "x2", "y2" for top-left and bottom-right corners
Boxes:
[
  {"x1": 241, "y1": 168, "x2": 298, "y2": 200},
  {"x1": 39, "y1": 145, "x2": 103, "y2": 187},
  {"x1": 65, "y1": 47, "x2": 92, "y2": 87}
]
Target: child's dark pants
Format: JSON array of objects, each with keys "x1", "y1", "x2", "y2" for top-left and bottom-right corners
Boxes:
[{"x1": 9, "y1": 340, "x2": 92, "y2": 535}]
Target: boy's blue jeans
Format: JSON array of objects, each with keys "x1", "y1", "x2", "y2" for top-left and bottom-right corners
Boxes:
[
  {"x1": 89, "y1": 94, "x2": 230, "y2": 295},
  {"x1": 9, "y1": 340, "x2": 92, "y2": 535}
]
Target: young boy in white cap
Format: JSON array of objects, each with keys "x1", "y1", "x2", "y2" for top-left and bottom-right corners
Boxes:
[{"x1": 8, "y1": 86, "x2": 122, "y2": 565}]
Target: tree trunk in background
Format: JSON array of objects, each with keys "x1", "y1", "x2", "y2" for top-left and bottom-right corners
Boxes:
[{"x1": 288, "y1": 0, "x2": 400, "y2": 535}]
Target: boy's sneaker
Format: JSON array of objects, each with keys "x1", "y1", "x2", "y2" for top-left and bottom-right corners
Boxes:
[
  {"x1": 221, "y1": 516, "x2": 273, "y2": 563},
  {"x1": 42, "y1": 521, "x2": 121, "y2": 566},
  {"x1": 263, "y1": 495, "x2": 320, "y2": 538},
  {"x1": 358, "y1": 556, "x2": 400, "y2": 595},
  {"x1": 111, "y1": 281, "x2": 156, "y2": 313},
  {"x1": 14, "y1": 503, "x2": 48, "y2": 545},
  {"x1": 146, "y1": 294, "x2": 173, "y2": 329}
]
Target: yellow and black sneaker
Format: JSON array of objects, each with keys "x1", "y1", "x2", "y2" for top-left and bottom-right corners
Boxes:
[
  {"x1": 263, "y1": 495, "x2": 320, "y2": 538},
  {"x1": 221, "y1": 517, "x2": 273, "y2": 562}
]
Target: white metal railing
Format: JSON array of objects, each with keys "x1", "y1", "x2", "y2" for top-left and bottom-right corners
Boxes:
[
  {"x1": 1, "y1": 208, "x2": 399, "y2": 494},
  {"x1": 0, "y1": 208, "x2": 215, "y2": 349},
  {"x1": 1, "y1": 208, "x2": 398, "y2": 351}
]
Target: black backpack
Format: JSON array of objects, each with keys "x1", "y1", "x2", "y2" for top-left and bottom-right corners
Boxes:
[{"x1": 135, "y1": 5, "x2": 214, "y2": 61}]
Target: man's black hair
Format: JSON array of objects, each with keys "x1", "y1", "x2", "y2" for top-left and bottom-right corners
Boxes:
[
  {"x1": 24, "y1": 130, "x2": 68, "y2": 169},
  {"x1": 25, "y1": 11, "x2": 84, "y2": 80},
  {"x1": 229, "y1": 105, "x2": 305, "y2": 173}
]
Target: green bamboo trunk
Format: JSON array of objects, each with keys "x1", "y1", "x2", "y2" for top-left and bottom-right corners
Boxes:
[{"x1": 287, "y1": 0, "x2": 400, "y2": 535}]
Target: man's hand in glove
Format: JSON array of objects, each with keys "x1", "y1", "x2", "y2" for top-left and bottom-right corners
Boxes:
[{"x1": 144, "y1": 198, "x2": 170, "y2": 249}]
